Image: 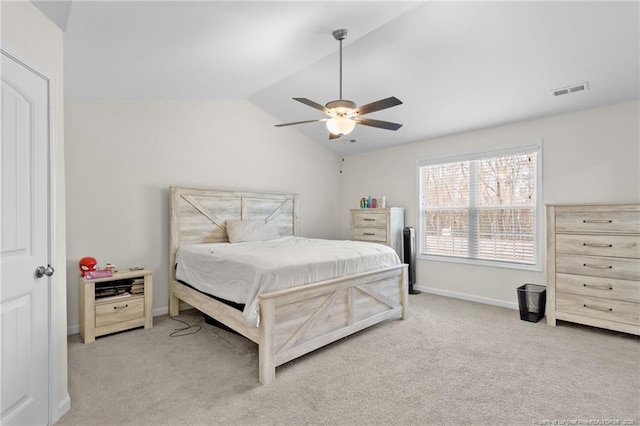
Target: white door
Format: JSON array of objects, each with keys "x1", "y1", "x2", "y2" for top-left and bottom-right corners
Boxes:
[{"x1": 1, "y1": 51, "x2": 51, "y2": 425}]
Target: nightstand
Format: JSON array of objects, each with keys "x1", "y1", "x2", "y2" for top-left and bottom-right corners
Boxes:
[{"x1": 79, "y1": 269, "x2": 153, "y2": 343}]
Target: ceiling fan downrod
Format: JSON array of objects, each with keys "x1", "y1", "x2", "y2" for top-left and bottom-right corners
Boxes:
[{"x1": 333, "y1": 29, "x2": 348, "y2": 101}]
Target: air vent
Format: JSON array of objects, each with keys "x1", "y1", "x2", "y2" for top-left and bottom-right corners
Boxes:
[{"x1": 552, "y1": 82, "x2": 589, "y2": 97}]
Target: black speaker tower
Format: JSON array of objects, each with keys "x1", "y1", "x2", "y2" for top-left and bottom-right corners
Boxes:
[{"x1": 403, "y1": 226, "x2": 421, "y2": 295}]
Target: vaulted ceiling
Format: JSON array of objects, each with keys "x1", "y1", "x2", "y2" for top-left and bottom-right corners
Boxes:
[{"x1": 36, "y1": 1, "x2": 640, "y2": 155}]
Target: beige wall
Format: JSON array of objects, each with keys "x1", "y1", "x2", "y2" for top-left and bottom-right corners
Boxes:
[
  {"x1": 65, "y1": 99, "x2": 640, "y2": 325},
  {"x1": 64, "y1": 99, "x2": 341, "y2": 330},
  {"x1": 339, "y1": 100, "x2": 640, "y2": 308},
  {"x1": 0, "y1": 0, "x2": 69, "y2": 421}
]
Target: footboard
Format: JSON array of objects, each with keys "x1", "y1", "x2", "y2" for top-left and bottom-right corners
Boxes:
[{"x1": 258, "y1": 264, "x2": 408, "y2": 384}]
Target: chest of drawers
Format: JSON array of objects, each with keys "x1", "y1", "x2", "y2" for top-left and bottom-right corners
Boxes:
[
  {"x1": 350, "y1": 207, "x2": 404, "y2": 258},
  {"x1": 547, "y1": 204, "x2": 640, "y2": 335}
]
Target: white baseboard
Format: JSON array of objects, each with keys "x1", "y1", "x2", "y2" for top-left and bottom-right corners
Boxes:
[
  {"x1": 57, "y1": 394, "x2": 70, "y2": 421},
  {"x1": 153, "y1": 306, "x2": 169, "y2": 316},
  {"x1": 67, "y1": 307, "x2": 170, "y2": 335},
  {"x1": 415, "y1": 285, "x2": 519, "y2": 311}
]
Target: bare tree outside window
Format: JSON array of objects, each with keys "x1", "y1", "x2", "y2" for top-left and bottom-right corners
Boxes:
[{"x1": 419, "y1": 147, "x2": 539, "y2": 266}]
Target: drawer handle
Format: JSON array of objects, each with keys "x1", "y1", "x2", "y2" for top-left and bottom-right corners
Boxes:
[
  {"x1": 583, "y1": 304, "x2": 612, "y2": 312},
  {"x1": 582, "y1": 219, "x2": 612, "y2": 224},
  {"x1": 583, "y1": 283, "x2": 613, "y2": 290},
  {"x1": 113, "y1": 304, "x2": 129, "y2": 310},
  {"x1": 583, "y1": 263, "x2": 612, "y2": 269},
  {"x1": 363, "y1": 218, "x2": 376, "y2": 222},
  {"x1": 363, "y1": 232, "x2": 376, "y2": 236},
  {"x1": 582, "y1": 243, "x2": 613, "y2": 248}
]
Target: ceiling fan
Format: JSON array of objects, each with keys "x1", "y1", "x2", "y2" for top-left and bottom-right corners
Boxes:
[{"x1": 275, "y1": 29, "x2": 403, "y2": 139}]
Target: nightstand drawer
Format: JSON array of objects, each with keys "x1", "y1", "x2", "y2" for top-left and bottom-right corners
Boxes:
[
  {"x1": 555, "y1": 234, "x2": 640, "y2": 258},
  {"x1": 352, "y1": 227, "x2": 388, "y2": 242},
  {"x1": 95, "y1": 297, "x2": 144, "y2": 327},
  {"x1": 352, "y1": 212, "x2": 387, "y2": 228},
  {"x1": 556, "y1": 210, "x2": 640, "y2": 234}
]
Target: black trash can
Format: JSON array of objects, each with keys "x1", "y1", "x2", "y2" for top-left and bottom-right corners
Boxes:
[{"x1": 517, "y1": 284, "x2": 546, "y2": 322}]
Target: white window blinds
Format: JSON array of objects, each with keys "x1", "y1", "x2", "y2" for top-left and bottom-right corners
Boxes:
[{"x1": 418, "y1": 144, "x2": 540, "y2": 267}]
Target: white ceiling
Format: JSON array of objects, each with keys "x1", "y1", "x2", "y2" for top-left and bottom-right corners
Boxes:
[{"x1": 41, "y1": 1, "x2": 640, "y2": 155}]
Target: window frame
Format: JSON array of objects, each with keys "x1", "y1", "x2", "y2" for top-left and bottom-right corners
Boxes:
[{"x1": 416, "y1": 141, "x2": 543, "y2": 271}]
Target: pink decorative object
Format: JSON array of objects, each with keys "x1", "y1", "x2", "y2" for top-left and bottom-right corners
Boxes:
[{"x1": 84, "y1": 270, "x2": 113, "y2": 279}]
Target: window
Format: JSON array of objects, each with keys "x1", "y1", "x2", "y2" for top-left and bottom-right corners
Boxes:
[{"x1": 418, "y1": 143, "x2": 541, "y2": 268}]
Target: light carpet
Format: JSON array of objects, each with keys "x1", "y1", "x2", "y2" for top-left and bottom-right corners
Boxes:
[{"x1": 58, "y1": 294, "x2": 640, "y2": 425}]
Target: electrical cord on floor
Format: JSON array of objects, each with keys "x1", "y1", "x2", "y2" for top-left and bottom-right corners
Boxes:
[{"x1": 168, "y1": 315, "x2": 202, "y2": 337}]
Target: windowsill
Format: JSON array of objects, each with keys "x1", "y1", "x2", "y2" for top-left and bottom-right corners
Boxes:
[{"x1": 417, "y1": 254, "x2": 543, "y2": 272}]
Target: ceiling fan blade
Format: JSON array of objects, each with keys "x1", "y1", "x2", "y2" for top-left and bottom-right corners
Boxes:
[
  {"x1": 329, "y1": 132, "x2": 341, "y2": 139},
  {"x1": 356, "y1": 97, "x2": 403, "y2": 116},
  {"x1": 355, "y1": 117, "x2": 403, "y2": 131},
  {"x1": 294, "y1": 98, "x2": 330, "y2": 114},
  {"x1": 275, "y1": 119, "x2": 325, "y2": 127}
]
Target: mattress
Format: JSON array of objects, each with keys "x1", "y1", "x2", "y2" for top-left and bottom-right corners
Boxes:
[{"x1": 175, "y1": 236, "x2": 401, "y2": 326}]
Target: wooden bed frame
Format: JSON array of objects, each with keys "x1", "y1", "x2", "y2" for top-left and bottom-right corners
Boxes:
[{"x1": 169, "y1": 187, "x2": 408, "y2": 384}]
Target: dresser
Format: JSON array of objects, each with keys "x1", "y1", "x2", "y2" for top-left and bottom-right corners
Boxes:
[
  {"x1": 350, "y1": 208, "x2": 405, "y2": 258},
  {"x1": 547, "y1": 204, "x2": 640, "y2": 335}
]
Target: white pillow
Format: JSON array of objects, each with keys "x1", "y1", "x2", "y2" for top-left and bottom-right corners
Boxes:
[{"x1": 225, "y1": 220, "x2": 280, "y2": 243}]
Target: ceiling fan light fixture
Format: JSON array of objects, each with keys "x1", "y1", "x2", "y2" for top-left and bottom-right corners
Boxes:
[
  {"x1": 326, "y1": 117, "x2": 356, "y2": 136},
  {"x1": 326, "y1": 100, "x2": 357, "y2": 114}
]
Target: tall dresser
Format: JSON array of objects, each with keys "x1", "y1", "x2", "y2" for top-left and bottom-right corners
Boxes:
[
  {"x1": 350, "y1": 208, "x2": 405, "y2": 258},
  {"x1": 547, "y1": 203, "x2": 640, "y2": 335}
]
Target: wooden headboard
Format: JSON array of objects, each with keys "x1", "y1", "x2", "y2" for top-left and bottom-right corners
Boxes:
[{"x1": 169, "y1": 187, "x2": 298, "y2": 279}]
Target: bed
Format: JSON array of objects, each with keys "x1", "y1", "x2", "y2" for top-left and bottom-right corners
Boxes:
[{"x1": 169, "y1": 186, "x2": 408, "y2": 384}]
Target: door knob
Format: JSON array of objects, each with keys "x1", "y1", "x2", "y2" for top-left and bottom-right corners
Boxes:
[{"x1": 35, "y1": 264, "x2": 55, "y2": 278}]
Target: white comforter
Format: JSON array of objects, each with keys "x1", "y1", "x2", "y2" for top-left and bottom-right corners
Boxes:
[{"x1": 175, "y1": 236, "x2": 401, "y2": 326}]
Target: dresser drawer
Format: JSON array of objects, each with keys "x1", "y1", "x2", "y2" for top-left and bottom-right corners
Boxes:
[
  {"x1": 556, "y1": 254, "x2": 640, "y2": 281},
  {"x1": 555, "y1": 234, "x2": 640, "y2": 258},
  {"x1": 95, "y1": 297, "x2": 144, "y2": 327},
  {"x1": 352, "y1": 227, "x2": 388, "y2": 242},
  {"x1": 352, "y1": 212, "x2": 387, "y2": 228},
  {"x1": 556, "y1": 273, "x2": 640, "y2": 303},
  {"x1": 556, "y1": 292, "x2": 640, "y2": 326},
  {"x1": 556, "y1": 210, "x2": 640, "y2": 234}
]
